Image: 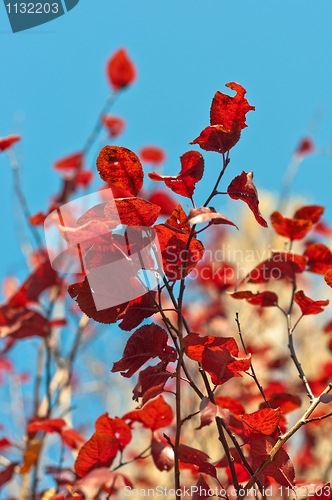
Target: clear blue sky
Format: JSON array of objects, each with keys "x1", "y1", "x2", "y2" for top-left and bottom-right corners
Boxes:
[{"x1": 1, "y1": 0, "x2": 332, "y2": 282}]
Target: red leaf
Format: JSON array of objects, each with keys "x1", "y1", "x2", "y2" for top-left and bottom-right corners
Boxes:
[
  {"x1": 304, "y1": 243, "x2": 332, "y2": 274},
  {"x1": 8, "y1": 261, "x2": 60, "y2": 308},
  {"x1": 97, "y1": 146, "x2": 143, "y2": 196},
  {"x1": 0, "y1": 462, "x2": 18, "y2": 487},
  {"x1": 210, "y1": 82, "x2": 255, "y2": 131},
  {"x1": 242, "y1": 408, "x2": 281, "y2": 435},
  {"x1": 230, "y1": 290, "x2": 278, "y2": 307},
  {"x1": 270, "y1": 212, "x2": 313, "y2": 240},
  {"x1": 147, "y1": 189, "x2": 177, "y2": 216},
  {"x1": 139, "y1": 146, "x2": 166, "y2": 164},
  {"x1": 227, "y1": 171, "x2": 267, "y2": 227},
  {"x1": 102, "y1": 115, "x2": 125, "y2": 138},
  {"x1": 27, "y1": 418, "x2": 66, "y2": 437},
  {"x1": 105, "y1": 197, "x2": 160, "y2": 227},
  {"x1": 68, "y1": 277, "x2": 128, "y2": 324},
  {"x1": 155, "y1": 205, "x2": 204, "y2": 280},
  {"x1": 75, "y1": 170, "x2": 94, "y2": 188},
  {"x1": 95, "y1": 414, "x2": 131, "y2": 449},
  {"x1": 184, "y1": 333, "x2": 239, "y2": 362},
  {"x1": 106, "y1": 48, "x2": 136, "y2": 91},
  {"x1": 54, "y1": 152, "x2": 83, "y2": 172},
  {"x1": 197, "y1": 397, "x2": 230, "y2": 429},
  {"x1": 259, "y1": 393, "x2": 301, "y2": 415},
  {"x1": 201, "y1": 348, "x2": 251, "y2": 386},
  {"x1": 247, "y1": 252, "x2": 307, "y2": 283},
  {"x1": 60, "y1": 428, "x2": 85, "y2": 450},
  {"x1": 0, "y1": 135, "x2": 21, "y2": 152},
  {"x1": 132, "y1": 361, "x2": 173, "y2": 404},
  {"x1": 189, "y1": 123, "x2": 241, "y2": 154},
  {"x1": 0, "y1": 306, "x2": 50, "y2": 339},
  {"x1": 294, "y1": 137, "x2": 314, "y2": 157},
  {"x1": 148, "y1": 151, "x2": 204, "y2": 198},
  {"x1": 112, "y1": 324, "x2": 176, "y2": 378},
  {"x1": 293, "y1": 205, "x2": 324, "y2": 223},
  {"x1": 178, "y1": 444, "x2": 217, "y2": 478},
  {"x1": 118, "y1": 292, "x2": 158, "y2": 331},
  {"x1": 294, "y1": 290, "x2": 329, "y2": 315},
  {"x1": 192, "y1": 475, "x2": 212, "y2": 500},
  {"x1": 186, "y1": 207, "x2": 238, "y2": 229},
  {"x1": 75, "y1": 468, "x2": 132, "y2": 499},
  {"x1": 123, "y1": 396, "x2": 173, "y2": 431},
  {"x1": 74, "y1": 432, "x2": 119, "y2": 477},
  {"x1": 325, "y1": 269, "x2": 332, "y2": 288},
  {"x1": 0, "y1": 438, "x2": 11, "y2": 449},
  {"x1": 249, "y1": 434, "x2": 295, "y2": 487},
  {"x1": 214, "y1": 397, "x2": 245, "y2": 415},
  {"x1": 149, "y1": 151, "x2": 204, "y2": 199},
  {"x1": 151, "y1": 436, "x2": 174, "y2": 471}
]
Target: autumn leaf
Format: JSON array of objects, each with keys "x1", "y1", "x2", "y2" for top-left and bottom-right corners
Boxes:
[
  {"x1": 227, "y1": 171, "x2": 267, "y2": 227},
  {"x1": 106, "y1": 48, "x2": 136, "y2": 91},
  {"x1": 102, "y1": 115, "x2": 125, "y2": 137},
  {"x1": 68, "y1": 277, "x2": 128, "y2": 324},
  {"x1": 0, "y1": 462, "x2": 18, "y2": 487},
  {"x1": 270, "y1": 212, "x2": 313, "y2": 240},
  {"x1": 27, "y1": 418, "x2": 66, "y2": 437},
  {"x1": 186, "y1": 207, "x2": 238, "y2": 228},
  {"x1": 117, "y1": 292, "x2": 158, "y2": 331},
  {"x1": 196, "y1": 397, "x2": 230, "y2": 429},
  {"x1": 178, "y1": 444, "x2": 217, "y2": 478},
  {"x1": 0, "y1": 135, "x2": 21, "y2": 152},
  {"x1": 75, "y1": 468, "x2": 132, "y2": 499},
  {"x1": 132, "y1": 360, "x2": 174, "y2": 404},
  {"x1": 97, "y1": 146, "x2": 143, "y2": 196},
  {"x1": 242, "y1": 408, "x2": 281, "y2": 435},
  {"x1": 325, "y1": 269, "x2": 332, "y2": 288},
  {"x1": 104, "y1": 197, "x2": 161, "y2": 227},
  {"x1": 112, "y1": 324, "x2": 176, "y2": 377},
  {"x1": 293, "y1": 205, "x2": 324, "y2": 223},
  {"x1": 74, "y1": 432, "x2": 119, "y2": 478},
  {"x1": 0, "y1": 306, "x2": 50, "y2": 340},
  {"x1": 259, "y1": 393, "x2": 301, "y2": 414},
  {"x1": 201, "y1": 348, "x2": 251, "y2": 385},
  {"x1": 123, "y1": 396, "x2": 173, "y2": 431},
  {"x1": 304, "y1": 243, "x2": 332, "y2": 274},
  {"x1": 151, "y1": 435, "x2": 174, "y2": 471},
  {"x1": 214, "y1": 396, "x2": 245, "y2": 415},
  {"x1": 294, "y1": 290, "x2": 329, "y2": 315},
  {"x1": 210, "y1": 82, "x2": 255, "y2": 130},
  {"x1": 139, "y1": 146, "x2": 166, "y2": 164},
  {"x1": 230, "y1": 290, "x2": 278, "y2": 307},
  {"x1": 20, "y1": 440, "x2": 42, "y2": 474},
  {"x1": 249, "y1": 434, "x2": 295, "y2": 487},
  {"x1": 294, "y1": 137, "x2": 314, "y2": 157},
  {"x1": 154, "y1": 206, "x2": 204, "y2": 280},
  {"x1": 247, "y1": 252, "x2": 307, "y2": 283},
  {"x1": 147, "y1": 189, "x2": 177, "y2": 216},
  {"x1": 189, "y1": 123, "x2": 241, "y2": 154},
  {"x1": 8, "y1": 261, "x2": 60, "y2": 308},
  {"x1": 95, "y1": 414, "x2": 131, "y2": 449},
  {"x1": 54, "y1": 152, "x2": 83, "y2": 172},
  {"x1": 149, "y1": 151, "x2": 204, "y2": 199}
]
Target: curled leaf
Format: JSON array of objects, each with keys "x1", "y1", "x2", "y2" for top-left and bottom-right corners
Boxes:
[{"x1": 227, "y1": 171, "x2": 267, "y2": 227}]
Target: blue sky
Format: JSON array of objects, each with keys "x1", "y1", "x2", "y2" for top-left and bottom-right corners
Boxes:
[{"x1": 1, "y1": 0, "x2": 332, "y2": 282}]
